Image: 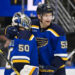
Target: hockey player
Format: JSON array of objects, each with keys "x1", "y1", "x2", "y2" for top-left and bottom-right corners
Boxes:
[
  {"x1": 31, "y1": 4, "x2": 68, "y2": 75},
  {"x1": 3, "y1": 12, "x2": 39, "y2": 75}
]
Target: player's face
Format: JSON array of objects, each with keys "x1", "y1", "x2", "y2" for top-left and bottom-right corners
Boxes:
[
  {"x1": 38, "y1": 13, "x2": 53, "y2": 28},
  {"x1": 42, "y1": 13, "x2": 53, "y2": 27}
]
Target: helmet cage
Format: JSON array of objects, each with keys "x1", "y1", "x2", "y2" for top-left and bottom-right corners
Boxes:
[{"x1": 12, "y1": 12, "x2": 31, "y2": 30}]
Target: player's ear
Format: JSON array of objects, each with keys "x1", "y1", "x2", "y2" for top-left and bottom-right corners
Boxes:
[
  {"x1": 52, "y1": 16, "x2": 55, "y2": 20},
  {"x1": 52, "y1": 11, "x2": 55, "y2": 20},
  {"x1": 37, "y1": 14, "x2": 41, "y2": 20}
]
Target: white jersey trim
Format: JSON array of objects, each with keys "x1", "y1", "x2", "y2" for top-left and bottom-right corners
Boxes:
[
  {"x1": 54, "y1": 53, "x2": 68, "y2": 57},
  {"x1": 11, "y1": 56, "x2": 30, "y2": 61}
]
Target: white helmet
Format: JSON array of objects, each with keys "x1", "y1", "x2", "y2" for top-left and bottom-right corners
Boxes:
[{"x1": 12, "y1": 12, "x2": 31, "y2": 30}]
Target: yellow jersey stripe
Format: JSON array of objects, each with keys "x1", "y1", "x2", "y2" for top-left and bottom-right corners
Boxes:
[
  {"x1": 12, "y1": 60, "x2": 30, "y2": 63},
  {"x1": 5, "y1": 25, "x2": 11, "y2": 35},
  {"x1": 39, "y1": 69, "x2": 54, "y2": 72},
  {"x1": 14, "y1": 0, "x2": 17, "y2": 4},
  {"x1": 6, "y1": 67, "x2": 12, "y2": 69},
  {"x1": 47, "y1": 28, "x2": 60, "y2": 37},
  {"x1": 15, "y1": 36, "x2": 18, "y2": 39},
  {"x1": 61, "y1": 57, "x2": 68, "y2": 61},
  {"x1": 29, "y1": 34, "x2": 34, "y2": 41},
  {"x1": 59, "y1": 65, "x2": 65, "y2": 68},
  {"x1": 29, "y1": 67, "x2": 36, "y2": 75},
  {"x1": 31, "y1": 25, "x2": 39, "y2": 29}
]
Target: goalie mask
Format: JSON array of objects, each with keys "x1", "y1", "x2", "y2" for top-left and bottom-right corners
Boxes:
[{"x1": 12, "y1": 12, "x2": 31, "y2": 30}]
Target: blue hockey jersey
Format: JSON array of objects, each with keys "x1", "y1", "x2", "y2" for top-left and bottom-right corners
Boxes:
[
  {"x1": 9, "y1": 38, "x2": 38, "y2": 66},
  {"x1": 4, "y1": 25, "x2": 38, "y2": 75},
  {"x1": 31, "y1": 19, "x2": 68, "y2": 72},
  {"x1": 5, "y1": 25, "x2": 38, "y2": 66}
]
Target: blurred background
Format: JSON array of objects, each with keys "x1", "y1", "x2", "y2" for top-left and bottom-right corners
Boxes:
[{"x1": 0, "y1": 0, "x2": 75, "y2": 67}]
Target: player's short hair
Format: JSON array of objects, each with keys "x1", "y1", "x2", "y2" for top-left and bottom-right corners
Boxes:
[{"x1": 12, "y1": 12, "x2": 31, "y2": 30}]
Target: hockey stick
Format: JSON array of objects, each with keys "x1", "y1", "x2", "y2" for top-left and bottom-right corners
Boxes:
[
  {"x1": 67, "y1": 49, "x2": 75, "y2": 60},
  {"x1": 22, "y1": 0, "x2": 25, "y2": 14},
  {"x1": 0, "y1": 49, "x2": 20, "y2": 75}
]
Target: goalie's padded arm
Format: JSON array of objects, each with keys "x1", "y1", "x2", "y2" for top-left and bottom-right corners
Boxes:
[{"x1": 5, "y1": 26, "x2": 18, "y2": 40}]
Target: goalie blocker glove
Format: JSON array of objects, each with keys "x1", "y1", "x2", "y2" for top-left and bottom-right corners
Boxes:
[{"x1": 20, "y1": 65, "x2": 39, "y2": 75}]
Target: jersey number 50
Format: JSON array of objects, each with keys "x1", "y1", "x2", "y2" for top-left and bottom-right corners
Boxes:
[{"x1": 19, "y1": 44, "x2": 29, "y2": 52}]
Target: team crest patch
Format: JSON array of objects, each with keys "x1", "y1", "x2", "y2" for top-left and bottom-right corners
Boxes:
[{"x1": 36, "y1": 37, "x2": 48, "y2": 48}]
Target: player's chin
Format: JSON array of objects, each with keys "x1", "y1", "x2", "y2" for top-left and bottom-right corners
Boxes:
[{"x1": 46, "y1": 22, "x2": 51, "y2": 26}]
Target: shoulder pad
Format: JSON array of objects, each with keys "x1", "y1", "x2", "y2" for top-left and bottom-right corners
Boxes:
[
  {"x1": 5, "y1": 25, "x2": 18, "y2": 40},
  {"x1": 50, "y1": 23, "x2": 66, "y2": 36}
]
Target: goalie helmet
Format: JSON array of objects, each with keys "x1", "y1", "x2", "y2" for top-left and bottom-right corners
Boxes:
[
  {"x1": 12, "y1": 12, "x2": 31, "y2": 30},
  {"x1": 37, "y1": 4, "x2": 53, "y2": 15}
]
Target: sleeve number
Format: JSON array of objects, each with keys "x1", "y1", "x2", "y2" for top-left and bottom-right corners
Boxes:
[
  {"x1": 19, "y1": 44, "x2": 29, "y2": 52},
  {"x1": 61, "y1": 41, "x2": 67, "y2": 49}
]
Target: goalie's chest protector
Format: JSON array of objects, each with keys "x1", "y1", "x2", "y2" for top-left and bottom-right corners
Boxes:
[{"x1": 10, "y1": 38, "x2": 34, "y2": 64}]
